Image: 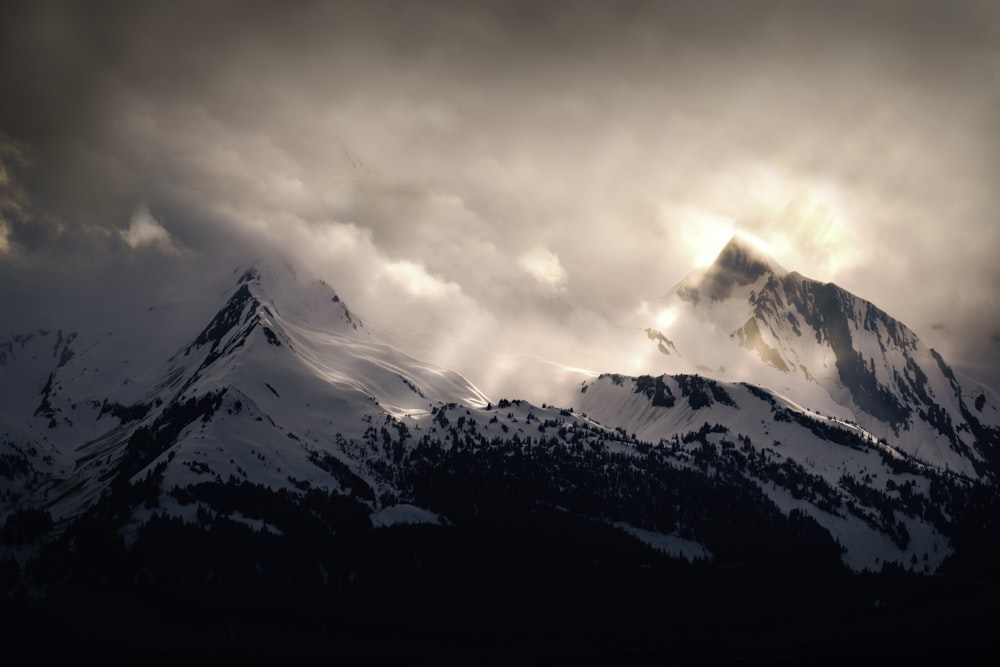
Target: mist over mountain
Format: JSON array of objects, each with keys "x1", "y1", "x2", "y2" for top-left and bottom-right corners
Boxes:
[
  {"x1": 2, "y1": 1, "x2": 999, "y2": 394},
  {"x1": 2, "y1": 238, "x2": 998, "y2": 661}
]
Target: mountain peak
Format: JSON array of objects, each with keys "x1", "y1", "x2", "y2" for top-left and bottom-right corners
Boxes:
[
  {"x1": 238, "y1": 267, "x2": 261, "y2": 285},
  {"x1": 677, "y1": 233, "x2": 785, "y2": 304},
  {"x1": 712, "y1": 233, "x2": 787, "y2": 279},
  {"x1": 231, "y1": 259, "x2": 368, "y2": 338},
  {"x1": 232, "y1": 258, "x2": 301, "y2": 291}
]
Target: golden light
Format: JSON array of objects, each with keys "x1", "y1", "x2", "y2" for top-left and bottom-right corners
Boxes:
[
  {"x1": 667, "y1": 206, "x2": 736, "y2": 267},
  {"x1": 769, "y1": 181, "x2": 856, "y2": 279},
  {"x1": 656, "y1": 306, "x2": 678, "y2": 329}
]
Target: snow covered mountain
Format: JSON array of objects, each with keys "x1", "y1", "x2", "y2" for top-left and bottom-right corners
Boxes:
[
  {"x1": 643, "y1": 233, "x2": 1000, "y2": 479},
  {"x1": 1, "y1": 263, "x2": 489, "y2": 529},
  {"x1": 2, "y1": 253, "x2": 995, "y2": 582}
]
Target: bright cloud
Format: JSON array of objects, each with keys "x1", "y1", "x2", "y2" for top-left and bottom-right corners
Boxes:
[
  {"x1": 380, "y1": 259, "x2": 461, "y2": 300},
  {"x1": 656, "y1": 307, "x2": 678, "y2": 330},
  {"x1": 518, "y1": 246, "x2": 567, "y2": 289},
  {"x1": 121, "y1": 203, "x2": 178, "y2": 253}
]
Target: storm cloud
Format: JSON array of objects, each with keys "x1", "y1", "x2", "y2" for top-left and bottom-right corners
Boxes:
[{"x1": 1, "y1": 0, "x2": 998, "y2": 393}]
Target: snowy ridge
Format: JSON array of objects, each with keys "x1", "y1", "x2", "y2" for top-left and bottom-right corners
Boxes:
[{"x1": 574, "y1": 373, "x2": 957, "y2": 571}]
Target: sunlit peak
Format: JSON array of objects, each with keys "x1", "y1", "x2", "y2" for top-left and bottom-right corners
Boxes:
[
  {"x1": 668, "y1": 206, "x2": 737, "y2": 267},
  {"x1": 729, "y1": 230, "x2": 776, "y2": 259}
]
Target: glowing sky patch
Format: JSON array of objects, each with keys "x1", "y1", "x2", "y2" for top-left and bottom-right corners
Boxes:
[
  {"x1": 0, "y1": 1, "x2": 997, "y2": 391},
  {"x1": 656, "y1": 307, "x2": 678, "y2": 330},
  {"x1": 669, "y1": 207, "x2": 737, "y2": 268},
  {"x1": 380, "y1": 260, "x2": 460, "y2": 300},
  {"x1": 518, "y1": 246, "x2": 567, "y2": 290}
]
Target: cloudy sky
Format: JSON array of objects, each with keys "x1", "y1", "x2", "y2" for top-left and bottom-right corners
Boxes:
[{"x1": 1, "y1": 0, "x2": 998, "y2": 393}]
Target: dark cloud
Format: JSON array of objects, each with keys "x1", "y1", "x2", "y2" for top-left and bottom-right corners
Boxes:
[{"x1": 1, "y1": 0, "x2": 998, "y2": 391}]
